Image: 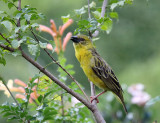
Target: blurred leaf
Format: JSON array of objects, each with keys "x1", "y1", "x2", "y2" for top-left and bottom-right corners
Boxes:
[
  {"x1": 110, "y1": 1, "x2": 125, "y2": 11},
  {"x1": 1, "y1": 20, "x2": 13, "y2": 32},
  {"x1": 21, "y1": 25, "x2": 29, "y2": 32},
  {"x1": 15, "y1": 13, "x2": 23, "y2": 20},
  {"x1": 74, "y1": 7, "x2": 86, "y2": 15},
  {"x1": 39, "y1": 41, "x2": 47, "y2": 49},
  {"x1": 28, "y1": 44, "x2": 39, "y2": 56},
  {"x1": 61, "y1": 14, "x2": 70, "y2": 24},
  {"x1": 85, "y1": 1, "x2": 96, "y2": 8},
  {"x1": 145, "y1": 96, "x2": 160, "y2": 107},
  {"x1": 100, "y1": 18, "x2": 113, "y2": 34},
  {"x1": 109, "y1": 12, "x2": 118, "y2": 19},
  {"x1": 11, "y1": 50, "x2": 21, "y2": 57},
  {"x1": 24, "y1": 14, "x2": 32, "y2": 21},
  {"x1": 8, "y1": 2, "x2": 14, "y2": 9},
  {"x1": 0, "y1": 57, "x2": 6, "y2": 66},
  {"x1": 11, "y1": 40, "x2": 21, "y2": 49},
  {"x1": 31, "y1": 23, "x2": 39, "y2": 28},
  {"x1": 125, "y1": 0, "x2": 133, "y2": 4},
  {"x1": 92, "y1": 11, "x2": 101, "y2": 19}
]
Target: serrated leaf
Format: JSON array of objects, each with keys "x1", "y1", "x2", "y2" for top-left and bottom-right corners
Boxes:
[
  {"x1": 39, "y1": 41, "x2": 47, "y2": 49},
  {"x1": 1, "y1": 21, "x2": 13, "y2": 32},
  {"x1": 28, "y1": 44, "x2": 39, "y2": 56},
  {"x1": 109, "y1": 12, "x2": 118, "y2": 19}
]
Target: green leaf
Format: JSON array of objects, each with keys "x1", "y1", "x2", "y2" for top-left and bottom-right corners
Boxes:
[
  {"x1": 39, "y1": 41, "x2": 47, "y2": 49},
  {"x1": 61, "y1": 14, "x2": 70, "y2": 24},
  {"x1": 92, "y1": 11, "x2": 101, "y2": 19},
  {"x1": 110, "y1": 1, "x2": 125, "y2": 11},
  {"x1": 100, "y1": 18, "x2": 113, "y2": 34},
  {"x1": 8, "y1": 2, "x2": 14, "y2": 9},
  {"x1": 15, "y1": 13, "x2": 23, "y2": 20},
  {"x1": 11, "y1": 40, "x2": 22, "y2": 49},
  {"x1": 21, "y1": 25, "x2": 29, "y2": 32},
  {"x1": 85, "y1": 1, "x2": 96, "y2": 8},
  {"x1": 1, "y1": 21, "x2": 13, "y2": 32},
  {"x1": 31, "y1": 23, "x2": 39, "y2": 28},
  {"x1": 0, "y1": 11, "x2": 5, "y2": 14},
  {"x1": 12, "y1": 0, "x2": 18, "y2": 2},
  {"x1": 11, "y1": 50, "x2": 21, "y2": 57},
  {"x1": 24, "y1": 14, "x2": 32, "y2": 21},
  {"x1": 28, "y1": 44, "x2": 39, "y2": 56},
  {"x1": 109, "y1": 12, "x2": 118, "y2": 19},
  {"x1": 0, "y1": 57, "x2": 6, "y2": 66},
  {"x1": 125, "y1": 0, "x2": 133, "y2": 4},
  {"x1": 74, "y1": 7, "x2": 86, "y2": 15},
  {"x1": 146, "y1": 96, "x2": 160, "y2": 107}
]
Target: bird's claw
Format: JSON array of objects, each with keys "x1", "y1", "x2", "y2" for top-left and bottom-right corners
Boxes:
[{"x1": 90, "y1": 96, "x2": 99, "y2": 103}]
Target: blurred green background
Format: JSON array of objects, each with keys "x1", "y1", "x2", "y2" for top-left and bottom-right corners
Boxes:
[{"x1": 0, "y1": 0, "x2": 160, "y2": 122}]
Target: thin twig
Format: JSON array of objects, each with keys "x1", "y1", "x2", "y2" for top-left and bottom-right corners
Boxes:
[
  {"x1": 0, "y1": 77, "x2": 21, "y2": 108},
  {"x1": 92, "y1": 0, "x2": 108, "y2": 37},
  {"x1": 0, "y1": 33, "x2": 11, "y2": 44},
  {"x1": 29, "y1": 28, "x2": 90, "y2": 102}
]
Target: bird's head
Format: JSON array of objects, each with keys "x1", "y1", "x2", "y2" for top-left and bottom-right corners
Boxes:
[{"x1": 70, "y1": 35, "x2": 92, "y2": 48}]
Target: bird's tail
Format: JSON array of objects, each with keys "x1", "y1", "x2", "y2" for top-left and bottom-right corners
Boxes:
[
  {"x1": 116, "y1": 93, "x2": 128, "y2": 114},
  {"x1": 120, "y1": 99, "x2": 128, "y2": 114}
]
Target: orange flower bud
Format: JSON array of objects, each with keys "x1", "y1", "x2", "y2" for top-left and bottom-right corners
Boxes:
[
  {"x1": 63, "y1": 32, "x2": 72, "y2": 51},
  {"x1": 14, "y1": 79, "x2": 27, "y2": 87},
  {"x1": 60, "y1": 19, "x2": 73, "y2": 35},
  {"x1": 50, "y1": 19, "x2": 57, "y2": 33},
  {"x1": 38, "y1": 25, "x2": 56, "y2": 37}
]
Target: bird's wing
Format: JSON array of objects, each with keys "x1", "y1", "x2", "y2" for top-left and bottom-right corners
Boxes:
[{"x1": 91, "y1": 53, "x2": 122, "y2": 93}]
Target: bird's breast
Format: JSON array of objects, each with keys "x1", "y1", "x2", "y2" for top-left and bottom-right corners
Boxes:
[{"x1": 75, "y1": 48, "x2": 107, "y2": 90}]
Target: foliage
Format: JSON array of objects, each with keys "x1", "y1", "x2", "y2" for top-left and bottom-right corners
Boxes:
[
  {"x1": 0, "y1": 0, "x2": 159, "y2": 123},
  {"x1": 70, "y1": 0, "x2": 133, "y2": 35}
]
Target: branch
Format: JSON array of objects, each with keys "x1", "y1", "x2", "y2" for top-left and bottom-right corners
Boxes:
[
  {"x1": 92, "y1": 0, "x2": 108, "y2": 37},
  {"x1": 29, "y1": 29, "x2": 89, "y2": 102},
  {"x1": 0, "y1": 37, "x2": 106, "y2": 123}
]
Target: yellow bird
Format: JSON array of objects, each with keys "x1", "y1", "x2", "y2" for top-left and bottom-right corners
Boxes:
[{"x1": 71, "y1": 35, "x2": 127, "y2": 113}]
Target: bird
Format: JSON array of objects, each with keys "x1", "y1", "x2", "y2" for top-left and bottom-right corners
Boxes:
[{"x1": 70, "y1": 35, "x2": 128, "y2": 113}]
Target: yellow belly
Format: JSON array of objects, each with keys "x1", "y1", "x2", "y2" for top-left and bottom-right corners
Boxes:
[
  {"x1": 75, "y1": 47, "x2": 107, "y2": 90},
  {"x1": 82, "y1": 63, "x2": 107, "y2": 90}
]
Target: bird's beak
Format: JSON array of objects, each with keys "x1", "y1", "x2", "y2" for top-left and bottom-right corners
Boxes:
[{"x1": 70, "y1": 36, "x2": 79, "y2": 43}]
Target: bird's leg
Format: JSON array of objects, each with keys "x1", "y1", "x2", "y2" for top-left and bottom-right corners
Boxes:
[{"x1": 90, "y1": 90, "x2": 107, "y2": 103}]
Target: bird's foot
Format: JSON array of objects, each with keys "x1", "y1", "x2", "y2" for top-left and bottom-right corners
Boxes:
[{"x1": 90, "y1": 96, "x2": 99, "y2": 103}]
